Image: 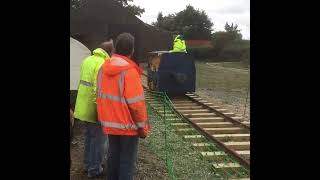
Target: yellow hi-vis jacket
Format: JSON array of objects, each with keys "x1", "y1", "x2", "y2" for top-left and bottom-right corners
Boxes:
[
  {"x1": 74, "y1": 48, "x2": 110, "y2": 123},
  {"x1": 170, "y1": 35, "x2": 187, "y2": 53}
]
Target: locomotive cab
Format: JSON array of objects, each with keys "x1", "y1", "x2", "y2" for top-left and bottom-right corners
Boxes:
[{"x1": 147, "y1": 51, "x2": 196, "y2": 95}]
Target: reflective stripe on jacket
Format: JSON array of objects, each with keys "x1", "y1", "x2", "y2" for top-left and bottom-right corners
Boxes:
[
  {"x1": 97, "y1": 54, "x2": 149, "y2": 136},
  {"x1": 74, "y1": 48, "x2": 109, "y2": 122}
]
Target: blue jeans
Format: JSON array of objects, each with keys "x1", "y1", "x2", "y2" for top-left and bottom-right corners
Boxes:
[
  {"x1": 106, "y1": 135, "x2": 139, "y2": 180},
  {"x1": 83, "y1": 122, "x2": 106, "y2": 176}
]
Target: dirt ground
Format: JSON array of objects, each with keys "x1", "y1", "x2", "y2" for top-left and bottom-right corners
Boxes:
[
  {"x1": 70, "y1": 121, "x2": 168, "y2": 180},
  {"x1": 197, "y1": 88, "x2": 250, "y2": 121}
]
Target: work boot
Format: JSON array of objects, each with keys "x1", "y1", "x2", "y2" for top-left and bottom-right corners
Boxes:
[{"x1": 87, "y1": 167, "x2": 105, "y2": 178}]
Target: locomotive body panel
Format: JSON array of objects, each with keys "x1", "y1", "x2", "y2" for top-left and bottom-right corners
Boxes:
[{"x1": 147, "y1": 51, "x2": 196, "y2": 95}]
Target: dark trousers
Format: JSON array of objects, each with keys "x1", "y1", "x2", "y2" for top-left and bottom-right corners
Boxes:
[
  {"x1": 106, "y1": 135, "x2": 139, "y2": 180},
  {"x1": 70, "y1": 124, "x2": 73, "y2": 169},
  {"x1": 83, "y1": 122, "x2": 104, "y2": 176}
]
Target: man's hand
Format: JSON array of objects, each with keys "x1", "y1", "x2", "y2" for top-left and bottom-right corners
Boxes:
[
  {"x1": 70, "y1": 109, "x2": 74, "y2": 127},
  {"x1": 138, "y1": 128, "x2": 147, "y2": 139}
]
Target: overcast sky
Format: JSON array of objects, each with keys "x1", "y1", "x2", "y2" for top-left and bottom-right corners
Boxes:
[{"x1": 130, "y1": 0, "x2": 250, "y2": 40}]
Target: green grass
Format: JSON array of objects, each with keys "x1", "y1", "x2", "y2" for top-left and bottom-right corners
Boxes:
[
  {"x1": 207, "y1": 62, "x2": 249, "y2": 70},
  {"x1": 195, "y1": 61, "x2": 250, "y2": 94},
  {"x1": 144, "y1": 92, "x2": 250, "y2": 179}
]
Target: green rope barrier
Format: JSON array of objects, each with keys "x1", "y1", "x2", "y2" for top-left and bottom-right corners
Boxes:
[{"x1": 144, "y1": 88, "x2": 250, "y2": 179}]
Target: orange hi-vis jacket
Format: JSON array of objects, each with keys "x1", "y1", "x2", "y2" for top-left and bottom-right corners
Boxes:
[{"x1": 96, "y1": 54, "x2": 149, "y2": 136}]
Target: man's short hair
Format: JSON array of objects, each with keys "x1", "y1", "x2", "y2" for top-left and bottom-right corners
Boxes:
[
  {"x1": 99, "y1": 40, "x2": 114, "y2": 56},
  {"x1": 115, "y1": 33, "x2": 135, "y2": 56}
]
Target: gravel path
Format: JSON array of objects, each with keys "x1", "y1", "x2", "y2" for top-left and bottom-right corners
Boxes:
[{"x1": 70, "y1": 121, "x2": 168, "y2": 180}]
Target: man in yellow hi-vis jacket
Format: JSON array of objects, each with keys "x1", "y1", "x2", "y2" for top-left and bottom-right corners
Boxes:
[
  {"x1": 170, "y1": 35, "x2": 187, "y2": 53},
  {"x1": 74, "y1": 40, "x2": 113, "y2": 178}
]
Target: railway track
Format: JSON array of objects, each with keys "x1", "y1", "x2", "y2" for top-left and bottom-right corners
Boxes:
[
  {"x1": 170, "y1": 94, "x2": 250, "y2": 166},
  {"x1": 142, "y1": 73, "x2": 250, "y2": 179}
]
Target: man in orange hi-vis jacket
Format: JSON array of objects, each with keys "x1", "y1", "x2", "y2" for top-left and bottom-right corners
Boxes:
[{"x1": 96, "y1": 32, "x2": 149, "y2": 180}]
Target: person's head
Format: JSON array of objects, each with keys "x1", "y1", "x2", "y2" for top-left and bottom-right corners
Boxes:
[
  {"x1": 99, "y1": 39, "x2": 114, "y2": 56},
  {"x1": 115, "y1": 32, "x2": 135, "y2": 58}
]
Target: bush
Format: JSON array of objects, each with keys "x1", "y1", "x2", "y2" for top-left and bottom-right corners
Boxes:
[
  {"x1": 220, "y1": 50, "x2": 241, "y2": 59},
  {"x1": 219, "y1": 41, "x2": 250, "y2": 61},
  {"x1": 186, "y1": 40, "x2": 250, "y2": 62},
  {"x1": 187, "y1": 47, "x2": 215, "y2": 59},
  {"x1": 241, "y1": 48, "x2": 250, "y2": 63}
]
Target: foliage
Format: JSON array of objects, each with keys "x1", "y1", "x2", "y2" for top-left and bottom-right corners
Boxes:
[
  {"x1": 152, "y1": 5, "x2": 213, "y2": 40},
  {"x1": 71, "y1": 0, "x2": 145, "y2": 17}
]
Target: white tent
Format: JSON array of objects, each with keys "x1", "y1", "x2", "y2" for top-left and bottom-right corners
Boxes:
[{"x1": 70, "y1": 37, "x2": 91, "y2": 90}]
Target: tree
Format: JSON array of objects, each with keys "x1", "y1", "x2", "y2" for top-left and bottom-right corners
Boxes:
[
  {"x1": 225, "y1": 22, "x2": 240, "y2": 33},
  {"x1": 152, "y1": 12, "x2": 177, "y2": 32},
  {"x1": 175, "y1": 5, "x2": 213, "y2": 40},
  {"x1": 71, "y1": 0, "x2": 145, "y2": 17},
  {"x1": 211, "y1": 22, "x2": 244, "y2": 57},
  {"x1": 71, "y1": 0, "x2": 82, "y2": 10},
  {"x1": 115, "y1": 0, "x2": 145, "y2": 17},
  {"x1": 152, "y1": 12, "x2": 164, "y2": 28},
  {"x1": 224, "y1": 22, "x2": 242, "y2": 41},
  {"x1": 211, "y1": 31, "x2": 230, "y2": 56},
  {"x1": 152, "y1": 5, "x2": 214, "y2": 40}
]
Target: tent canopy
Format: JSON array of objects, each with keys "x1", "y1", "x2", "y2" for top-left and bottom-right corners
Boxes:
[{"x1": 70, "y1": 37, "x2": 91, "y2": 90}]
